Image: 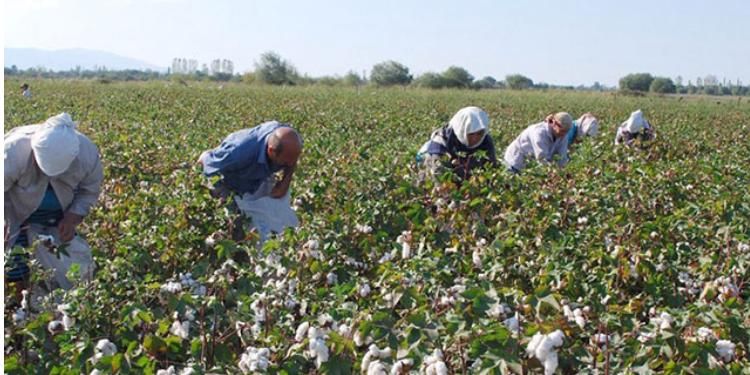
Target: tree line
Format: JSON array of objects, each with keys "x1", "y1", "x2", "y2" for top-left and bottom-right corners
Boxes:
[{"x1": 5, "y1": 51, "x2": 749, "y2": 96}]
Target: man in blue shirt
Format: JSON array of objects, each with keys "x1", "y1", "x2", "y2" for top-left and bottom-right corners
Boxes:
[{"x1": 198, "y1": 121, "x2": 302, "y2": 242}]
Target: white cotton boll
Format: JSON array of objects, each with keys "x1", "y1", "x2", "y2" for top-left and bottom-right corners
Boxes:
[
  {"x1": 563, "y1": 304, "x2": 573, "y2": 318},
  {"x1": 541, "y1": 352, "x2": 559, "y2": 375},
  {"x1": 90, "y1": 370, "x2": 103, "y2": 375},
  {"x1": 697, "y1": 327, "x2": 715, "y2": 341},
  {"x1": 338, "y1": 323, "x2": 351, "y2": 338},
  {"x1": 156, "y1": 366, "x2": 176, "y2": 375},
  {"x1": 658, "y1": 312, "x2": 673, "y2": 330},
  {"x1": 650, "y1": 231, "x2": 659, "y2": 239},
  {"x1": 738, "y1": 243, "x2": 749, "y2": 252},
  {"x1": 503, "y1": 316, "x2": 519, "y2": 332},
  {"x1": 204, "y1": 235, "x2": 216, "y2": 247},
  {"x1": 354, "y1": 330, "x2": 372, "y2": 347},
  {"x1": 185, "y1": 308, "x2": 196, "y2": 321},
  {"x1": 95, "y1": 339, "x2": 117, "y2": 356},
  {"x1": 472, "y1": 250, "x2": 482, "y2": 268},
  {"x1": 12, "y1": 309, "x2": 27, "y2": 324},
  {"x1": 20, "y1": 290, "x2": 29, "y2": 310},
  {"x1": 238, "y1": 346, "x2": 271, "y2": 373},
  {"x1": 600, "y1": 295, "x2": 611, "y2": 305},
  {"x1": 356, "y1": 224, "x2": 373, "y2": 234},
  {"x1": 367, "y1": 360, "x2": 388, "y2": 375},
  {"x1": 577, "y1": 217, "x2": 588, "y2": 225},
  {"x1": 359, "y1": 283, "x2": 371, "y2": 298},
  {"x1": 326, "y1": 272, "x2": 338, "y2": 286},
  {"x1": 305, "y1": 239, "x2": 320, "y2": 250},
  {"x1": 401, "y1": 242, "x2": 411, "y2": 259},
  {"x1": 160, "y1": 281, "x2": 182, "y2": 294},
  {"x1": 48, "y1": 320, "x2": 65, "y2": 334},
  {"x1": 62, "y1": 314, "x2": 75, "y2": 330},
  {"x1": 426, "y1": 361, "x2": 448, "y2": 375},
  {"x1": 179, "y1": 367, "x2": 195, "y2": 375},
  {"x1": 170, "y1": 320, "x2": 190, "y2": 340},
  {"x1": 593, "y1": 334, "x2": 610, "y2": 346},
  {"x1": 716, "y1": 340, "x2": 735, "y2": 362}
]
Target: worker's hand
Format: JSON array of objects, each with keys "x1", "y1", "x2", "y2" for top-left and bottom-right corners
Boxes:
[{"x1": 57, "y1": 212, "x2": 83, "y2": 243}]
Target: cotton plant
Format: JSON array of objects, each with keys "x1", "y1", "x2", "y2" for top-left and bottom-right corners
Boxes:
[
  {"x1": 238, "y1": 346, "x2": 271, "y2": 373},
  {"x1": 422, "y1": 349, "x2": 448, "y2": 375},
  {"x1": 306, "y1": 326, "x2": 330, "y2": 368},
  {"x1": 715, "y1": 340, "x2": 736, "y2": 362},
  {"x1": 361, "y1": 344, "x2": 392, "y2": 374},
  {"x1": 526, "y1": 330, "x2": 565, "y2": 375},
  {"x1": 92, "y1": 339, "x2": 117, "y2": 363},
  {"x1": 562, "y1": 300, "x2": 587, "y2": 329},
  {"x1": 396, "y1": 230, "x2": 412, "y2": 259}
]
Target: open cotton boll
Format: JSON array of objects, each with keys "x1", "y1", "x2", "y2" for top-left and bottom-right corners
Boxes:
[
  {"x1": 295, "y1": 321, "x2": 310, "y2": 342},
  {"x1": 526, "y1": 330, "x2": 564, "y2": 375},
  {"x1": 48, "y1": 320, "x2": 65, "y2": 334},
  {"x1": 367, "y1": 360, "x2": 389, "y2": 375},
  {"x1": 170, "y1": 320, "x2": 190, "y2": 340},
  {"x1": 472, "y1": 250, "x2": 482, "y2": 268},
  {"x1": 359, "y1": 283, "x2": 371, "y2": 297},
  {"x1": 307, "y1": 327, "x2": 330, "y2": 368},
  {"x1": 156, "y1": 366, "x2": 176, "y2": 375},
  {"x1": 696, "y1": 327, "x2": 716, "y2": 341},
  {"x1": 326, "y1": 272, "x2": 338, "y2": 285},
  {"x1": 356, "y1": 224, "x2": 373, "y2": 234},
  {"x1": 12, "y1": 309, "x2": 27, "y2": 324},
  {"x1": 238, "y1": 346, "x2": 270, "y2": 373},
  {"x1": 716, "y1": 340, "x2": 735, "y2": 362},
  {"x1": 503, "y1": 315, "x2": 520, "y2": 332},
  {"x1": 95, "y1": 339, "x2": 117, "y2": 356},
  {"x1": 160, "y1": 281, "x2": 183, "y2": 294}
]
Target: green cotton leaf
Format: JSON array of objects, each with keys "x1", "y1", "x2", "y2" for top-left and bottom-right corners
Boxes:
[
  {"x1": 213, "y1": 343, "x2": 232, "y2": 363},
  {"x1": 535, "y1": 294, "x2": 561, "y2": 316},
  {"x1": 143, "y1": 335, "x2": 167, "y2": 355}
]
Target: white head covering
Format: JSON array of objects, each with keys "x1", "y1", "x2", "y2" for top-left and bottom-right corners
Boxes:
[
  {"x1": 449, "y1": 106, "x2": 490, "y2": 148},
  {"x1": 623, "y1": 110, "x2": 646, "y2": 134},
  {"x1": 576, "y1": 114, "x2": 599, "y2": 139},
  {"x1": 30, "y1": 113, "x2": 80, "y2": 176}
]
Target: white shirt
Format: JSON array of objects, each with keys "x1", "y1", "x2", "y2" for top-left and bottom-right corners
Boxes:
[{"x1": 503, "y1": 122, "x2": 569, "y2": 171}]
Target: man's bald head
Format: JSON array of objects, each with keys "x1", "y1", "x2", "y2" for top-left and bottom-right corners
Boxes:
[{"x1": 267, "y1": 127, "x2": 302, "y2": 168}]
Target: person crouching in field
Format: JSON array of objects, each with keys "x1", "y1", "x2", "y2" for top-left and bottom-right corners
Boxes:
[
  {"x1": 503, "y1": 112, "x2": 572, "y2": 173},
  {"x1": 615, "y1": 109, "x2": 655, "y2": 146},
  {"x1": 20, "y1": 83, "x2": 32, "y2": 98},
  {"x1": 4, "y1": 113, "x2": 102, "y2": 290},
  {"x1": 566, "y1": 113, "x2": 599, "y2": 148},
  {"x1": 198, "y1": 121, "x2": 302, "y2": 244},
  {"x1": 416, "y1": 106, "x2": 496, "y2": 180}
]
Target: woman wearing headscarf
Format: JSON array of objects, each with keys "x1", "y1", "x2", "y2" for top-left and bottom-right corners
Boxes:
[
  {"x1": 503, "y1": 112, "x2": 572, "y2": 173},
  {"x1": 4, "y1": 113, "x2": 103, "y2": 290},
  {"x1": 416, "y1": 106, "x2": 496, "y2": 179},
  {"x1": 615, "y1": 109, "x2": 655, "y2": 146},
  {"x1": 566, "y1": 113, "x2": 599, "y2": 146}
]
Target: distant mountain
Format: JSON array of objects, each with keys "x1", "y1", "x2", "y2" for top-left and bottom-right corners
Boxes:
[{"x1": 4, "y1": 47, "x2": 165, "y2": 72}]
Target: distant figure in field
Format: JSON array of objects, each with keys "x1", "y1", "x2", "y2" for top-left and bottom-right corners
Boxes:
[
  {"x1": 503, "y1": 112, "x2": 572, "y2": 173},
  {"x1": 417, "y1": 106, "x2": 496, "y2": 179},
  {"x1": 4, "y1": 113, "x2": 102, "y2": 290},
  {"x1": 614, "y1": 109, "x2": 655, "y2": 146},
  {"x1": 198, "y1": 121, "x2": 302, "y2": 243},
  {"x1": 20, "y1": 83, "x2": 32, "y2": 98}
]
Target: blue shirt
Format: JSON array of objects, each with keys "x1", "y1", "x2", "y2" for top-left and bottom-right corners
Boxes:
[
  {"x1": 566, "y1": 121, "x2": 579, "y2": 145},
  {"x1": 27, "y1": 184, "x2": 64, "y2": 226},
  {"x1": 202, "y1": 121, "x2": 287, "y2": 194}
]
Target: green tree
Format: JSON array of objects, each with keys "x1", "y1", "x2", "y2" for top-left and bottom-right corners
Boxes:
[
  {"x1": 441, "y1": 66, "x2": 474, "y2": 88},
  {"x1": 505, "y1": 74, "x2": 533, "y2": 90},
  {"x1": 342, "y1": 71, "x2": 365, "y2": 86},
  {"x1": 649, "y1": 77, "x2": 676, "y2": 94},
  {"x1": 473, "y1": 76, "x2": 497, "y2": 89},
  {"x1": 370, "y1": 60, "x2": 412, "y2": 86},
  {"x1": 619, "y1": 73, "x2": 654, "y2": 92},
  {"x1": 413, "y1": 72, "x2": 448, "y2": 89},
  {"x1": 254, "y1": 51, "x2": 298, "y2": 85}
]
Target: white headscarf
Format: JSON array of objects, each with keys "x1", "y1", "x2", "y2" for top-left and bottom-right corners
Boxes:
[
  {"x1": 623, "y1": 109, "x2": 646, "y2": 134},
  {"x1": 576, "y1": 114, "x2": 599, "y2": 139},
  {"x1": 449, "y1": 106, "x2": 490, "y2": 148},
  {"x1": 31, "y1": 113, "x2": 80, "y2": 176}
]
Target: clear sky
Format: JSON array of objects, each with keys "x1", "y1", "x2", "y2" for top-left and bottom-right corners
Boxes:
[{"x1": 4, "y1": 0, "x2": 749, "y2": 86}]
